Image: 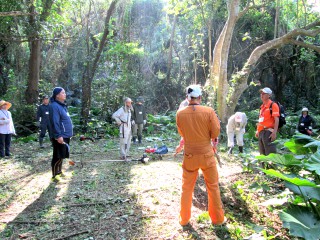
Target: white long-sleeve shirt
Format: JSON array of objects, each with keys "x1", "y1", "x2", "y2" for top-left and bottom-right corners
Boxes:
[
  {"x1": 226, "y1": 112, "x2": 247, "y2": 133},
  {"x1": 0, "y1": 110, "x2": 15, "y2": 134}
]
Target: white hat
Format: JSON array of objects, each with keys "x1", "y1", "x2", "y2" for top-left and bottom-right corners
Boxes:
[
  {"x1": 187, "y1": 85, "x2": 202, "y2": 100},
  {"x1": 124, "y1": 97, "x2": 133, "y2": 103},
  {"x1": 259, "y1": 87, "x2": 272, "y2": 95},
  {"x1": 235, "y1": 112, "x2": 242, "y2": 122},
  {"x1": 302, "y1": 107, "x2": 308, "y2": 112}
]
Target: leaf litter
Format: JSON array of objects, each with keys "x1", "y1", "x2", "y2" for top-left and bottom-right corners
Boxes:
[{"x1": 0, "y1": 139, "x2": 291, "y2": 239}]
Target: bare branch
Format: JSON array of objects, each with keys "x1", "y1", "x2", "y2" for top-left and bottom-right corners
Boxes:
[
  {"x1": 288, "y1": 39, "x2": 320, "y2": 53},
  {"x1": 0, "y1": 11, "x2": 38, "y2": 17}
]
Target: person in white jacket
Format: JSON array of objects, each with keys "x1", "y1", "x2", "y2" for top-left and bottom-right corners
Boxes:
[
  {"x1": 0, "y1": 100, "x2": 16, "y2": 158},
  {"x1": 226, "y1": 112, "x2": 247, "y2": 154},
  {"x1": 112, "y1": 97, "x2": 134, "y2": 161}
]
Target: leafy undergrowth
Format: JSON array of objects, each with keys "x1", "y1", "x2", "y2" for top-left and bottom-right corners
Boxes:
[{"x1": 0, "y1": 138, "x2": 294, "y2": 239}]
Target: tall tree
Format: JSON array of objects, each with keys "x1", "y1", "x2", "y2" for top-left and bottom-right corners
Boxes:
[
  {"x1": 25, "y1": 0, "x2": 54, "y2": 104},
  {"x1": 81, "y1": 0, "x2": 118, "y2": 128},
  {"x1": 205, "y1": 0, "x2": 320, "y2": 123}
]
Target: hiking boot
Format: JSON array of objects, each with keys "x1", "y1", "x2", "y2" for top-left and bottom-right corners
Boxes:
[
  {"x1": 212, "y1": 217, "x2": 228, "y2": 226},
  {"x1": 227, "y1": 147, "x2": 233, "y2": 155},
  {"x1": 239, "y1": 146, "x2": 243, "y2": 153},
  {"x1": 39, "y1": 138, "x2": 44, "y2": 148}
]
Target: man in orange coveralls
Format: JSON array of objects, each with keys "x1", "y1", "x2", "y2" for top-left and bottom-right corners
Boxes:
[{"x1": 176, "y1": 84, "x2": 225, "y2": 226}]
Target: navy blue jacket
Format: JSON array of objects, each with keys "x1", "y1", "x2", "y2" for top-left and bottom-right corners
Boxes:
[
  {"x1": 49, "y1": 99, "x2": 73, "y2": 139},
  {"x1": 37, "y1": 104, "x2": 50, "y2": 125}
]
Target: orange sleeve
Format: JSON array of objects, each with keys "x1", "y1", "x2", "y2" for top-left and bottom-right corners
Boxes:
[
  {"x1": 272, "y1": 103, "x2": 280, "y2": 117},
  {"x1": 176, "y1": 112, "x2": 184, "y2": 137},
  {"x1": 210, "y1": 109, "x2": 220, "y2": 139}
]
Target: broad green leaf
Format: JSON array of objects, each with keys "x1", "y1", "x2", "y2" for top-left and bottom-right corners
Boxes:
[
  {"x1": 255, "y1": 153, "x2": 302, "y2": 166},
  {"x1": 284, "y1": 139, "x2": 310, "y2": 154},
  {"x1": 293, "y1": 134, "x2": 315, "y2": 142},
  {"x1": 285, "y1": 182, "x2": 320, "y2": 201},
  {"x1": 280, "y1": 205, "x2": 320, "y2": 240},
  {"x1": 303, "y1": 163, "x2": 320, "y2": 175},
  {"x1": 304, "y1": 141, "x2": 320, "y2": 148},
  {"x1": 303, "y1": 151, "x2": 320, "y2": 174},
  {"x1": 261, "y1": 169, "x2": 319, "y2": 187}
]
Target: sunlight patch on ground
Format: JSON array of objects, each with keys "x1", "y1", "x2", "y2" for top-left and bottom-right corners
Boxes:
[{"x1": 0, "y1": 171, "x2": 51, "y2": 224}]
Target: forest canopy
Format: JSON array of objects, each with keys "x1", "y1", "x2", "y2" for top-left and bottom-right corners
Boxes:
[{"x1": 0, "y1": 0, "x2": 319, "y2": 133}]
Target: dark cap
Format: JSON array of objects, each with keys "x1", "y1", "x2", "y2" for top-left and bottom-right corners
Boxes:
[{"x1": 52, "y1": 87, "x2": 63, "y2": 100}]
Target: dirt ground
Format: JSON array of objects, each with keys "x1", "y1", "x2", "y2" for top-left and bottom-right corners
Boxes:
[{"x1": 0, "y1": 138, "x2": 290, "y2": 240}]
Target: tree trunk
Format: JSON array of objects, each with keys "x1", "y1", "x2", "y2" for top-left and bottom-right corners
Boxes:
[
  {"x1": 25, "y1": 0, "x2": 54, "y2": 104},
  {"x1": 225, "y1": 22, "x2": 320, "y2": 118},
  {"x1": 206, "y1": 0, "x2": 240, "y2": 123},
  {"x1": 81, "y1": 0, "x2": 118, "y2": 128},
  {"x1": 166, "y1": 14, "x2": 177, "y2": 83},
  {"x1": 274, "y1": 0, "x2": 280, "y2": 39},
  {"x1": 206, "y1": 0, "x2": 320, "y2": 124},
  {"x1": 25, "y1": 38, "x2": 41, "y2": 104}
]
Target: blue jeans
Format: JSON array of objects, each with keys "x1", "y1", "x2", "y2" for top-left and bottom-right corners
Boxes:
[{"x1": 0, "y1": 134, "x2": 12, "y2": 157}]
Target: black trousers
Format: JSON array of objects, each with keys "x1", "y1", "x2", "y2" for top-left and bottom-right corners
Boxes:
[
  {"x1": 0, "y1": 134, "x2": 12, "y2": 157},
  {"x1": 51, "y1": 138, "x2": 70, "y2": 177},
  {"x1": 39, "y1": 122, "x2": 52, "y2": 138}
]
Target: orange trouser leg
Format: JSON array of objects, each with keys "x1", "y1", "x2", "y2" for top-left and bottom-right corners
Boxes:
[
  {"x1": 201, "y1": 163, "x2": 224, "y2": 224},
  {"x1": 179, "y1": 166, "x2": 198, "y2": 225}
]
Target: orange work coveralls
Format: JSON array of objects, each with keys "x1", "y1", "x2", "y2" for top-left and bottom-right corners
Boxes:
[{"x1": 176, "y1": 104, "x2": 224, "y2": 225}]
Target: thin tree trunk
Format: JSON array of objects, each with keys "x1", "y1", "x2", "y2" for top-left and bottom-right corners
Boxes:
[
  {"x1": 81, "y1": 0, "x2": 118, "y2": 128},
  {"x1": 274, "y1": 0, "x2": 280, "y2": 39},
  {"x1": 166, "y1": 14, "x2": 177, "y2": 83}
]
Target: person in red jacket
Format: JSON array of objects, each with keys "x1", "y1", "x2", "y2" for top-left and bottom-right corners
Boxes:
[{"x1": 176, "y1": 84, "x2": 225, "y2": 226}]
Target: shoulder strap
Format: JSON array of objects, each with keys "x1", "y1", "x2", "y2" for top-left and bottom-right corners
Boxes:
[{"x1": 269, "y1": 101, "x2": 274, "y2": 115}]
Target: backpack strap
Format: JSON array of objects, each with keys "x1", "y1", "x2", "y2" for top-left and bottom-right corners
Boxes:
[{"x1": 269, "y1": 101, "x2": 274, "y2": 116}]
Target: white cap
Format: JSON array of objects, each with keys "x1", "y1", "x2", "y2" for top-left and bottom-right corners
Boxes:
[
  {"x1": 235, "y1": 112, "x2": 242, "y2": 122},
  {"x1": 302, "y1": 107, "x2": 308, "y2": 112},
  {"x1": 187, "y1": 85, "x2": 202, "y2": 100},
  {"x1": 124, "y1": 97, "x2": 132, "y2": 103},
  {"x1": 259, "y1": 87, "x2": 272, "y2": 95}
]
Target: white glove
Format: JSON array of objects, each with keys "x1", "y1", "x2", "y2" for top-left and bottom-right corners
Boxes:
[
  {"x1": 143, "y1": 120, "x2": 146, "y2": 125},
  {"x1": 131, "y1": 120, "x2": 135, "y2": 126}
]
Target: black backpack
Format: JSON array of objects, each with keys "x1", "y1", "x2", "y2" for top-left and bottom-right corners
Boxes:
[{"x1": 270, "y1": 101, "x2": 286, "y2": 128}]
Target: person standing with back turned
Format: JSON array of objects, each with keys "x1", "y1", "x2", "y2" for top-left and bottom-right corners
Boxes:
[
  {"x1": 256, "y1": 87, "x2": 279, "y2": 155},
  {"x1": 49, "y1": 87, "x2": 73, "y2": 181},
  {"x1": 176, "y1": 85, "x2": 225, "y2": 226}
]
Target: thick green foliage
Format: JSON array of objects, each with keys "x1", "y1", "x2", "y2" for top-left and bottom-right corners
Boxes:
[
  {"x1": 280, "y1": 205, "x2": 320, "y2": 240},
  {"x1": 256, "y1": 135, "x2": 320, "y2": 239}
]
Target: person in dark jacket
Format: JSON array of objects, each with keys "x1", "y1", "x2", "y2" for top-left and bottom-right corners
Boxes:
[
  {"x1": 132, "y1": 96, "x2": 147, "y2": 144},
  {"x1": 37, "y1": 95, "x2": 52, "y2": 148},
  {"x1": 298, "y1": 107, "x2": 316, "y2": 135},
  {"x1": 49, "y1": 87, "x2": 73, "y2": 181}
]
